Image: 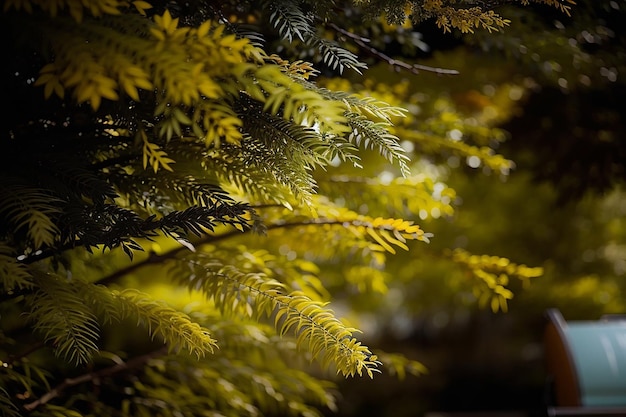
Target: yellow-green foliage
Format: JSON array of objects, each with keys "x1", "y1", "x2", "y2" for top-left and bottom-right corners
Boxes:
[
  {"x1": 353, "y1": 0, "x2": 574, "y2": 32},
  {"x1": 446, "y1": 248, "x2": 544, "y2": 312},
  {"x1": 0, "y1": 244, "x2": 33, "y2": 290},
  {"x1": 321, "y1": 75, "x2": 515, "y2": 175},
  {"x1": 17, "y1": 2, "x2": 349, "y2": 152},
  {"x1": 0, "y1": 181, "x2": 63, "y2": 251},
  {"x1": 169, "y1": 256, "x2": 380, "y2": 377},
  {"x1": 0, "y1": 0, "x2": 569, "y2": 416}
]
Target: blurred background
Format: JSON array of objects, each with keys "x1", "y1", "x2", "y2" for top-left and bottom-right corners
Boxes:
[{"x1": 314, "y1": 1, "x2": 626, "y2": 415}]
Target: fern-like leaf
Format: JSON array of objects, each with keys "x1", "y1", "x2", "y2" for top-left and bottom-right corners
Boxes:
[
  {"x1": 110, "y1": 163, "x2": 246, "y2": 214},
  {"x1": 238, "y1": 106, "x2": 327, "y2": 205},
  {"x1": 266, "y1": 0, "x2": 314, "y2": 42},
  {"x1": 200, "y1": 143, "x2": 300, "y2": 208},
  {"x1": 52, "y1": 280, "x2": 217, "y2": 357},
  {"x1": 0, "y1": 243, "x2": 33, "y2": 291},
  {"x1": 59, "y1": 203, "x2": 153, "y2": 252},
  {"x1": 60, "y1": 202, "x2": 252, "y2": 256},
  {"x1": 307, "y1": 37, "x2": 368, "y2": 74},
  {"x1": 73, "y1": 280, "x2": 123, "y2": 325},
  {"x1": 328, "y1": 92, "x2": 407, "y2": 123},
  {"x1": 253, "y1": 200, "x2": 432, "y2": 266},
  {"x1": 0, "y1": 388, "x2": 21, "y2": 417},
  {"x1": 26, "y1": 273, "x2": 100, "y2": 365},
  {"x1": 346, "y1": 112, "x2": 411, "y2": 177},
  {"x1": 232, "y1": 24, "x2": 266, "y2": 48},
  {"x1": 111, "y1": 288, "x2": 218, "y2": 357},
  {"x1": 140, "y1": 130, "x2": 175, "y2": 173},
  {"x1": 446, "y1": 248, "x2": 544, "y2": 312},
  {"x1": 317, "y1": 174, "x2": 456, "y2": 220},
  {"x1": 131, "y1": 348, "x2": 337, "y2": 417},
  {"x1": 160, "y1": 203, "x2": 253, "y2": 236},
  {"x1": 35, "y1": 151, "x2": 120, "y2": 205},
  {"x1": 0, "y1": 179, "x2": 64, "y2": 250},
  {"x1": 170, "y1": 257, "x2": 380, "y2": 377}
]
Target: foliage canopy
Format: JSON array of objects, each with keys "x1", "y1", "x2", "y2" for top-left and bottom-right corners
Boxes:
[{"x1": 0, "y1": 0, "x2": 583, "y2": 416}]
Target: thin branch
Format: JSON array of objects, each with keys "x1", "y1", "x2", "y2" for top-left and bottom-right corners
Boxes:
[
  {"x1": 329, "y1": 23, "x2": 372, "y2": 44},
  {"x1": 20, "y1": 204, "x2": 252, "y2": 265},
  {"x1": 94, "y1": 229, "x2": 246, "y2": 286},
  {"x1": 327, "y1": 23, "x2": 459, "y2": 76},
  {"x1": 22, "y1": 346, "x2": 168, "y2": 412},
  {"x1": 94, "y1": 217, "x2": 358, "y2": 286}
]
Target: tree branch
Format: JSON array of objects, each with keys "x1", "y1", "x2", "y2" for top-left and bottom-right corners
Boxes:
[
  {"x1": 94, "y1": 217, "x2": 361, "y2": 286},
  {"x1": 22, "y1": 346, "x2": 168, "y2": 412},
  {"x1": 328, "y1": 23, "x2": 459, "y2": 75}
]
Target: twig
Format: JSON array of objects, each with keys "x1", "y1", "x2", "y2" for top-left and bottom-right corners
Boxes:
[
  {"x1": 95, "y1": 216, "x2": 366, "y2": 286},
  {"x1": 94, "y1": 229, "x2": 245, "y2": 286},
  {"x1": 23, "y1": 346, "x2": 168, "y2": 412},
  {"x1": 328, "y1": 23, "x2": 459, "y2": 76}
]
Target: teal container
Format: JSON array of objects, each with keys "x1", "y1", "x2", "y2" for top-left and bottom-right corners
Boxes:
[
  {"x1": 544, "y1": 309, "x2": 626, "y2": 407},
  {"x1": 566, "y1": 321, "x2": 626, "y2": 406}
]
